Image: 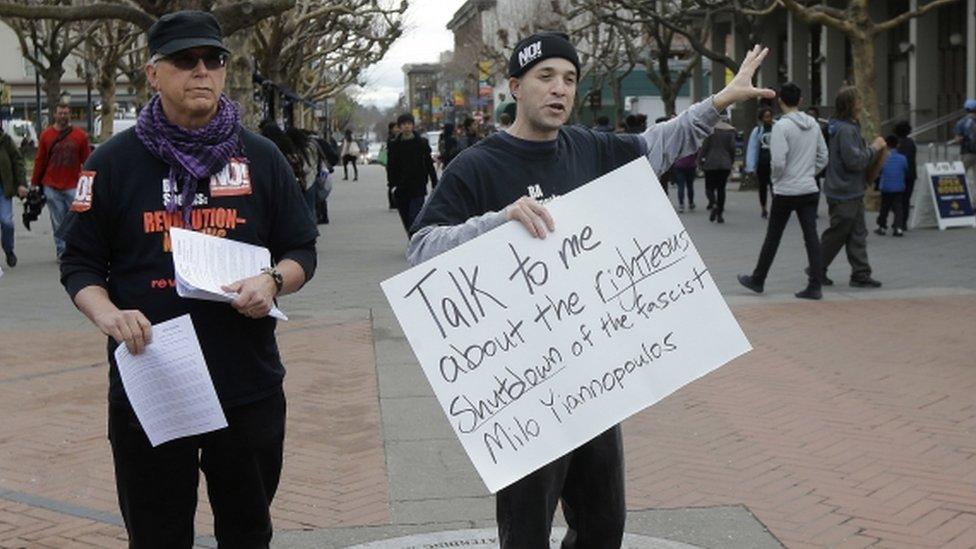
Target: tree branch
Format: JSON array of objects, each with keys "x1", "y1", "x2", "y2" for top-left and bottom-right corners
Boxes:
[
  {"x1": 0, "y1": 2, "x2": 155, "y2": 30},
  {"x1": 874, "y1": 0, "x2": 961, "y2": 34}
]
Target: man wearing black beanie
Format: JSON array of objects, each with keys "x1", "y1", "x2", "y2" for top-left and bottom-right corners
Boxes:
[{"x1": 407, "y1": 31, "x2": 774, "y2": 548}]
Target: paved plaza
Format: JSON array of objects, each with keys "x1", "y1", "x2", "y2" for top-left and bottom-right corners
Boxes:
[{"x1": 0, "y1": 163, "x2": 974, "y2": 548}]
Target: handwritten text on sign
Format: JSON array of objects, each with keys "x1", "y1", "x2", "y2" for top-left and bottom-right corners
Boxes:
[{"x1": 381, "y1": 157, "x2": 752, "y2": 493}]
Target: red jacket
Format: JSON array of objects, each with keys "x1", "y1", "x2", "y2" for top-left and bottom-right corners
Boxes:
[{"x1": 32, "y1": 125, "x2": 90, "y2": 190}]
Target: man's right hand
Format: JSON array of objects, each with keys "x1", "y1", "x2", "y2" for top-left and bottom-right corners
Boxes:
[
  {"x1": 871, "y1": 137, "x2": 887, "y2": 151},
  {"x1": 16, "y1": 185, "x2": 27, "y2": 199},
  {"x1": 96, "y1": 309, "x2": 153, "y2": 355},
  {"x1": 505, "y1": 196, "x2": 555, "y2": 239}
]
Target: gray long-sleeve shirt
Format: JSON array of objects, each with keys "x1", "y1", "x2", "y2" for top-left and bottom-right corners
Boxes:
[
  {"x1": 406, "y1": 96, "x2": 721, "y2": 266},
  {"x1": 824, "y1": 119, "x2": 876, "y2": 200}
]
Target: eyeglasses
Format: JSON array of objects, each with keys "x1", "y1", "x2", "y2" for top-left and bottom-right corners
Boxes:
[{"x1": 155, "y1": 50, "x2": 228, "y2": 71}]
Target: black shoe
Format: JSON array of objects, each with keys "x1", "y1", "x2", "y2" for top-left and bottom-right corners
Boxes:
[
  {"x1": 874, "y1": 227, "x2": 886, "y2": 236},
  {"x1": 737, "y1": 274, "x2": 764, "y2": 294},
  {"x1": 709, "y1": 210, "x2": 717, "y2": 222},
  {"x1": 795, "y1": 286, "x2": 823, "y2": 300},
  {"x1": 717, "y1": 213, "x2": 725, "y2": 223},
  {"x1": 893, "y1": 228, "x2": 904, "y2": 237},
  {"x1": 689, "y1": 202, "x2": 696, "y2": 210},
  {"x1": 805, "y1": 267, "x2": 833, "y2": 286},
  {"x1": 4, "y1": 251, "x2": 15, "y2": 267},
  {"x1": 761, "y1": 209, "x2": 768, "y2": 219},
  {"x1": 706, "y1": 202, "x2": 713, "y2": 210},
  {"x1": 850, "y1": 277, "x2": 882, "y2": 288}
]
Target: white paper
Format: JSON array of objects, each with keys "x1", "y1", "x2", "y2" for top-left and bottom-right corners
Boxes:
[
  {"x1": 114, "y1": 314, "x2": 228, "y2": 447},
  {"x1": 169, "y1": 227, "x2": 287, "y2": 320},
  {"x1": 382, "y1": 157, "x2": 752, "y2": 493}
]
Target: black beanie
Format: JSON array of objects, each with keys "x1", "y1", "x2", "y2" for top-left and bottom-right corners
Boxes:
[{"x1": 508, "y1": 32, "x2": 581, "y2": 79}]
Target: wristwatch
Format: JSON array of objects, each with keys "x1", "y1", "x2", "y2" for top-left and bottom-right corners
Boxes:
[{"x1": 261, "y1": 266, "x2": 284, "y2": 296}]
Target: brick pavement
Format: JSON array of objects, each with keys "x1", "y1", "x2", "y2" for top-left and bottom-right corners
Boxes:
[
  {"x1": 625, "y1": 295, "x2": 976, "y2": 548},
  {"x1": 0, "y1": 315, "x2": 388, "y2": 547},
  {"x1": 2, "y1": 163, "x2": 975, "y2": 547}
]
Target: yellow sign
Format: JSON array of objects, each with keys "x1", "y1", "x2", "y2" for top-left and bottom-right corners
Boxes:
[
  {"x1": 412, "y1": 108, "x2": 421, "y2": 121},
  {"x1": 478, "y1": 60, "x2": 493, "y2": 81}
]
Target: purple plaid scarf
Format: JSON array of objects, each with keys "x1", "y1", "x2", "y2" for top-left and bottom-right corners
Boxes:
[{"x1": 136, "y1": 94, "x2": 245, "y2": 224}]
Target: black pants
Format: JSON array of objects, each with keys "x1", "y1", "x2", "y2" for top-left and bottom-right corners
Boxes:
[
  {"x1": 395, "y1": 189, "x2": 425, "y2": 234},
  {"x1": 751, "y1": 192, "x2": 822, "y2": 287},
  {"x1": 820, "y1": 197, "x2": 872, "y2": 281},
  {"x1": 342, "y1": 154, "x2": 358, "y2": 180},
  {"x1": 757, "y1": 163, "x2": 772, "y2": 210},
  {"x1": 109, "y1": 391, "x2": 286, "y2": 549},
  {"x1": 704, "y1": 169, "x2": 730, "y2": 213},
  {"x1": 496, "y1": 425, "x2": 625, "y2": 549},
  {"x1": 877, "y1": 192, "x2": 904, "y2": 230},
  {"x1": 900, "y1": 181, "x2": 914, "y2": 230}
]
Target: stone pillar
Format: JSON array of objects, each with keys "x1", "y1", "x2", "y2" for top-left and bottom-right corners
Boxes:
[
  {"x1": 911, "y1": 0, "x2": 939, "y2": 141},
  {"x1": 690, "y1": 56, "x2": 704, "y2": 102},
  {"x1": 821, "y1": 24, "x2": 846, "y2": 114},
  {"x1": 759, "y1": 13, "x2": 781, "y2": 89},
  {"x1": 710, "y1": 22, "x2": 729, "y2": 99},
  {"x1": 968, "y1": 0, "x2": 975, "y2": 99},
  {"x1": 788, "y1": 12, "x2": 811, "y2": 101}
]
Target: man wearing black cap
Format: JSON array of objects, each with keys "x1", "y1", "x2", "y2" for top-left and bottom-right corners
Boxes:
[
  {"x1": 58, "y1": 11, "x2": 317, "y2": 547},
  {"x1": 407, "y1": 31, "x2": 773, "y2": 548}
]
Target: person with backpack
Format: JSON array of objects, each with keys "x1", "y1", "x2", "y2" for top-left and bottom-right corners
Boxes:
[
  {"x1": 340, "y1": 129, "x2": 360, "y2": 181},
  {"x1": 893, "y1": 121, "x2": 917, "y2": 231},
  {"x1": 875, "y1": 135, "x2": 909, "y2": 237},
  {"x1": 745, "y1": 107, "x2": 774, "y2": 218},
  {"x1": 952, "y1": 99, "x2": 976, "y2": 203},
  {"x1": 31, "y1": 101, "x2": 91, "y2": 259}
]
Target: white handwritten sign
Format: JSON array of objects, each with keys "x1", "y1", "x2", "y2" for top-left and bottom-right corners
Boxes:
[{"x1": 382, "y1": 157, "x2": 751, "y2": 493}]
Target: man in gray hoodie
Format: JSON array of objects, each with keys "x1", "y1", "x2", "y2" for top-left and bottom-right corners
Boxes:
[
  {"x1": 738, "y1": 82, "x2": 828, "y2": 299},
  {"x1": 820, "y1": 86, "x2": 886, "y2": 288}
]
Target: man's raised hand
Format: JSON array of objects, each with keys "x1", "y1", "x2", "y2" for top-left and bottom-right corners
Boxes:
[{"x1": 713, "y1": 45, "x2": 777, "y2": 111}]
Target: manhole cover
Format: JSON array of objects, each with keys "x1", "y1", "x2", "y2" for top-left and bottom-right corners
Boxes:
[{"x1": 345, "y1": 527, "x2": 699, "y2": 548}]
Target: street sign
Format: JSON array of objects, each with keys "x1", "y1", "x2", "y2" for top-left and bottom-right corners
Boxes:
[{"x1": 912, "y1": 162, "x2": 976, "y2": 230}]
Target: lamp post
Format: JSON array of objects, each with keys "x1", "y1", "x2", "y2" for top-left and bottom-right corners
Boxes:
[
  {"x1": 30, "y1": 24, "x2": 41, "y2": 133},
  {"x1": 84, "y1": 60, "x2": 93, "y2": 135}
]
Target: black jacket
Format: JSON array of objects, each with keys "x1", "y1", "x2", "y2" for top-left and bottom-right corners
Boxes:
[{"x1": 388, "y1": 131, "x2": 437, "y2": 197}]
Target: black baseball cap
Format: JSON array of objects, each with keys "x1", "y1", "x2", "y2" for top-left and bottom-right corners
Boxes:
[{"x1": 148, "y1": 11, "x2": 230, "y2": 57}]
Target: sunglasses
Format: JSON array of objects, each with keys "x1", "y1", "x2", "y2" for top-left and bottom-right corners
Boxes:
[{"x1": 159, "y1": 50, "x2": 229, "y2": 71}]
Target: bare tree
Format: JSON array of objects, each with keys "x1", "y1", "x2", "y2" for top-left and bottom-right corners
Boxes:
[
  {"x1": 79, "y1": 19, "x2": 142, "y2": 139},
  {"x1": 778, "y1": 0, "x2": 961, "y2": 137},
  {"x1": 252, "y1": 0, "x2": 406, "y2": 109}
]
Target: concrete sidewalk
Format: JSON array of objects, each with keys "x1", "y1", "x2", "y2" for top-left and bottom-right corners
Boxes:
[{"x1": 0, "y1": 164, "x2": 974, "y2": 548}]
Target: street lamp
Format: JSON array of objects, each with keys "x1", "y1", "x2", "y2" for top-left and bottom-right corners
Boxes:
[{"x1": 84, "y1": 60, "x2": 93, "y2": 135}]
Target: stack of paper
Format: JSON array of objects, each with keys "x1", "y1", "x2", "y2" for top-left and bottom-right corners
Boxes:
[
  {"x1": 114, "y1": 314, "x2": 228, "y2": 446},
  {"x1": 169, "y1": 227, "x2": 287, "y2": 320}
]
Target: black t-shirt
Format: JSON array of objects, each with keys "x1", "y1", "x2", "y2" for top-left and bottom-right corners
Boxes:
[
  {"x1": 411, "y1": 125, "x2": 645, "y2": 231},
  {"x1": 59, "y1": 128, "x2": 318, "y2": 408}
]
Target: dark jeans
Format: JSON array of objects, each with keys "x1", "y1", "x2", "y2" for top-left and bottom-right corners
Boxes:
[
  {"x1": 820, "y1": 197, "x2": 872, "y2": 280},
  {"x1": 877, "y1": 191, "x2": 904, "y2": 230},
  {"x1": 673, "y1": 167, "x2": 696, "y2": 206},
  {"x1": 109, "y1": 391, "x2": 286, "y2": 549},
  {"x1": 342, "y1": 154, "x2": 358, "y2": 179},
  {"x1": 396, "y1": 190, "x2": 425, "y2": 234},
  {"x1": 704, "y1": 169, "x2": 730, "y2": 213},
  {"x1": 757, "y1": 163, "x2": 772, "y2": 210},
  {"x1": 900, "y1": 180, "x2": 914, "y2": 230},
  {"x1": 497, "y1": 425, "x2": 625, "y2": 549},
  {"x1": 751, "y1": 192, "x2": 822, "y2": 287}
]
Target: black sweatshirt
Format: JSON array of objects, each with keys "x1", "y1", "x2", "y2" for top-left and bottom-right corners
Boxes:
[
  {"x1": 59, "y1": 128, "x2": 318, "y2": 408},
  {"x1": 387, "y1": 131, "x2": 438, "y2": 197}
]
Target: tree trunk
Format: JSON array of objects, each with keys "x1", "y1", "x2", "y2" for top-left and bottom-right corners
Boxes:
[
  {"x1": 610, "y1": 76, "x2": 624, "y2": 124},
  {"x1": 97, "y1": 71, "x2": 117, "y2": 141},
  {"x1": 849, "y1": 33, "x2": 881, "y2": 212},
  {"x1": 661, "y1": 84, "x2": 677, "y2": 117},
  {"x1": 42, "y1": 65, "x2": 64, "y2": 121},
  {"x1": 224, "y1": 29, "x2": 260, "y2": 129},
  {"x1": 849, "y1": 34, "x2": 880, "y2": 140}
]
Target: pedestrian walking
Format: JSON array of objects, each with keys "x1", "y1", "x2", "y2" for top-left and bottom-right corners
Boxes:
[
  {"x1": 387, "y1": 113, "x2": 437, "y2": 234},
  {"x1": 807, "y1": 106, "x2": 830, "y2": 190},
  {"x1": 892, "y1": 121, "x2": 916, "y2": 231},
  {"x1": 407, "y1": 31, "x2": 774, "y2": 548},
  {"x1": 951, "y1": 99, "x2": 976, "y2": 201},
  {"x1": 593, "y1": 115, "x2": 613, "y2": 133},
  {"x1": 386, "y1": 121, "x2": 399, "y2": 209},
  {"x1": 745, "y1": 107, "x2": 774, "y2": 218},
  {"x1": 438, "y1": 122, "x2": 460, "y2": 168},
  {"x1": 497, "y1": 113, "x2": 513, "y2": 132},
  {"x1": 700, "y1": 116, "x2": 737, "y2": 223},
  {"x1": 672, "y1": 151, "x2": 698, "y2": 213},
  {"x1": 737, "y1": 82, "x2": 828, "y2": 300},
  {"x1": 57, "y1": 12, "x2": 318, "y2": 547},
  {"x1": 819, "y1": 86, "x2": 886, "y2": 288},
  {"x1": 31, "y1": 101, "x2": 91, "y2": 259},
  {"x1": 340, "y1": 129, "x2": 359, "y2": 181},
  {"x1": 875, "y1": 135, "x2": 909, "y2": 237},
  {"x1": 459, "y1": 117, "x2": 480, "y2": 150},
  {"x1": 0, "y1": 121, "x2": 27, "y2": 267}
]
